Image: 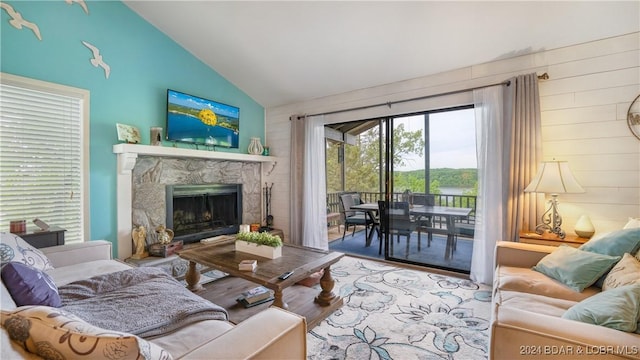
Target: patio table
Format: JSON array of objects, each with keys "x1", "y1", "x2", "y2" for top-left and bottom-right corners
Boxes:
[{"x1": 351, "y1": 202, "x2": 472, "y2": 259}]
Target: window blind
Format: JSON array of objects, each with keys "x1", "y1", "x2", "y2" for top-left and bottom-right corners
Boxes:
[{"x1": 0, "y1": 78, "x2": 87, "y2": 244}]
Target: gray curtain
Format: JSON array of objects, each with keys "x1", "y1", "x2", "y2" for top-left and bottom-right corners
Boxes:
[
  {"x1": 504, "y1": 73, "x2": 544, "y2": 240},
  {"x1": 289, "y1": 115, "x2": 304, "y2": 246}
]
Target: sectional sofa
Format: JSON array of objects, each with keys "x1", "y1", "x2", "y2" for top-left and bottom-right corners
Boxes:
[{"x1": 1, "y1": 235, "x2": 307, "y2": 359}]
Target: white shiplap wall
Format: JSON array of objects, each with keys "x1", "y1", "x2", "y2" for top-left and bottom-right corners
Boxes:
[{"x1": 265, "y1": 32, "x2": 640, "y2": 242}]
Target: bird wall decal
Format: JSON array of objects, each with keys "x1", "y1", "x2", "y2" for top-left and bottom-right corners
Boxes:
[
  {"x1": 0, "y1": 2, "x2": 42, "y2": 40},
  {"x1": 81, "y1": 41, "x2": 111, "y2": 79},
  {"x1": 65, "y1": 0, "x2": 88, "y2": 15}
]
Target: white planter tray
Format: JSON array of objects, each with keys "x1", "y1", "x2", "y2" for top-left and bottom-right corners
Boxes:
[{"x1": 235, "y1": 240, "x2": 282, "y2": 259}]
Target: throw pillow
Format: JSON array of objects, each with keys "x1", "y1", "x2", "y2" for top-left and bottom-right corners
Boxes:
[
  {"x1": 0, "y1": 232, "x2": 53, "y2": 271},
  {"x1": 602, "y1": 253, "x2": 640, "y2": 291},
  {"x1": 579, "y1": 228, "x2": 640, "y2": 257},
  {"x1": 532, "y1": 245, "x2": 620, "y2": 292},
  {"x1": 562, "y1": 284, "x2": 640, "y2": 332},
  {"x1": 1, "y1": 306, "x2": 172, "y2": 360},
  {"x1": 1, "y1": 262, "x2": 61, "y2": 307}
]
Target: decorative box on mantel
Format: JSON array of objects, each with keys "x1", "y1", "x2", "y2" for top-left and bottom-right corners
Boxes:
[
  {"x1": 149, "y1": 240, "x2": 183, "y2": 258},
  {"x1": 235, "y1": 240, "x2": 282, "y2": 259}
]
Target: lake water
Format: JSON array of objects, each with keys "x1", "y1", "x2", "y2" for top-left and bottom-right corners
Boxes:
[{"x1": 439, "y1": 187, "x2": 472, "y2": 195}]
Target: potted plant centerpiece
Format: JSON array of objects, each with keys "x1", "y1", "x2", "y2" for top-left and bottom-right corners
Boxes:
[{"x1": 235, "y1": 231, "x2": 283, "y2": 259}]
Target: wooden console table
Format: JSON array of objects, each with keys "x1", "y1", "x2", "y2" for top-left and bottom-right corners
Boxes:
[
  {"x1": 519, "y1": 231, "x2": 589, "y2": 247},
  {"x1": 15, "y1": 226, "x2": 65, "y2": 249}
]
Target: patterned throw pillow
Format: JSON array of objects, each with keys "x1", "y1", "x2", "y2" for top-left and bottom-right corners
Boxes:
[
  {"x1": 603, "y1": 253, "x2": 640, "y2": 291},
  {"x1": 0, "y1": 233, "x2": 53, "y2": 271},
  {"x1": 1, "y1": 306, "x2": 172, "y2": 360}
]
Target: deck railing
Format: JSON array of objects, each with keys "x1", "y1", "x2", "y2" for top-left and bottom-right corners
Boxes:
[{"x1": 327, "y1": 191, "x2": 477, "y2": 226}]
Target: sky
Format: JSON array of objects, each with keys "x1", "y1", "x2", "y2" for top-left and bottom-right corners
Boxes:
[{"x1": 395, "y1": 108, "x2": 477, "y2": 171}]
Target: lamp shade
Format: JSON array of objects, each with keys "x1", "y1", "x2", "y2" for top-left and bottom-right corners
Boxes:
[{"x1": 525, "y1": 161, "x2": 585, "y2": 194}]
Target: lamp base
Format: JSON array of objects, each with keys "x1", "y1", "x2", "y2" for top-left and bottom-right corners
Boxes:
[
  {"x1": 534, "y1": 223, "x2": 566, "y2": 239},
  {"x1": 534, "y1": 194, "x2": 566, "y2": 239}
]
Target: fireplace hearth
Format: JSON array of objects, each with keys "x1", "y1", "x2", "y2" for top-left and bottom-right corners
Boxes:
[{"x1": 166, "y1": 183, "x2": 242, "y2": 244}]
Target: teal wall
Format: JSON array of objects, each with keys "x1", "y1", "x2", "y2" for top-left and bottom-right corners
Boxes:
[{"x1": 0, "y1": 1, "x2": 265, "y2": 256}]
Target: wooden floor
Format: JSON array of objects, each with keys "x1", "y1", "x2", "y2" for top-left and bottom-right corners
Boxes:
[{"x1": 195, "y1": 275, "x2": 343, "y2": 329}]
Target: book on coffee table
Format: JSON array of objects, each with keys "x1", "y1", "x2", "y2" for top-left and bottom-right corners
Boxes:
[
  {"x1": 240, "y1": 286, "x2": 272, "y2": 304},
  {"x1": 236, "y1": 294, "x2": 274, "y2": 308}
]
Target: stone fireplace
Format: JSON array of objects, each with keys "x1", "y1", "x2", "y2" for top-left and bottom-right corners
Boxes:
[
  {"x1": 114, "y1": 144, "x2": 276, "y2": 259},
  {"x1": 132, "y1": 157, "x2": 260, "y2": 246}
]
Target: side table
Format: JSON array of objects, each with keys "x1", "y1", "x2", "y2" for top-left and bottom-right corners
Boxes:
[
  {"x1": 15, "y1": 226, "x2": 66, "y2": 249},
  {"x1": 519, "y1": 231, "x2": 589, "y2": 248}
]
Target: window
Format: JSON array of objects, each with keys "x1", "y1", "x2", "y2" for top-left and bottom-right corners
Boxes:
[{"x1": 0, "y1": 73, "x2": 89, "y2": 243}]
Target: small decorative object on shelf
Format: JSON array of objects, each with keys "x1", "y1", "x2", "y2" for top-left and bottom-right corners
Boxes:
[
  {"x1": 148, "y1": 240, "x2": 183, "y2": 258},
  {"x1": 150, "y1": 127, "x2": 162, "y2": 146},
  {"x1": 9, "y1": 220, "x2": 26, "y2": 233},
  {"x1": 574, "y1": 215, "x2": 595, "y2": 238},
  {"x1": 155, "y1": 225, "x2": 174, "y2": 244},
  {"x1": 262, "y1": 146, "x2": 270, "y2": 156},
  {"x1": 116, "y1": 123, "x2": 141, "y2": 144},
  {"x1": 248, "y1": 137, "x2": 264, "y2": 155},
  {"x1": 235, "y1": 231, "x2": 283, "y2": 259},
  {"x1": 131, "y1": 225, "x2": 148, "y2": 259}
]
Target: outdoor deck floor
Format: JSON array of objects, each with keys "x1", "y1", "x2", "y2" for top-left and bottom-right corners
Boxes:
[{"x1": 328, "y1": 225, "x2": 473, "y2": 272}]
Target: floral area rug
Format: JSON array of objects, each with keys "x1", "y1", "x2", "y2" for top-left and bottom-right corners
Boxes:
[{"x1": 307, "y1": 256, "x2": 492, "y2": 360}]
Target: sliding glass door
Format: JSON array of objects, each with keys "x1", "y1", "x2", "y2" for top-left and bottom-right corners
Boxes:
[
  {"x1": 325, "y1": 106, "x2": 476, "y2": 273},
  {"x1": 381, "y1": 107, "x2": 477, "y2": 272}
]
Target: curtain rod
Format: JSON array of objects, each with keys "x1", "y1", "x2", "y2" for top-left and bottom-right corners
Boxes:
[{"x1": 296, "y1": 72, "x2": 549, "y2": 120}]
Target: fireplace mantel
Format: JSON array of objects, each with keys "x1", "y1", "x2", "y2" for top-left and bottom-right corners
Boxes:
[
  {"x1": 113, "y1": 143, "x2": 276, "y2": 259},
  {"x1": 113, "y1": 144, "x2": 277, "y2": 174}
]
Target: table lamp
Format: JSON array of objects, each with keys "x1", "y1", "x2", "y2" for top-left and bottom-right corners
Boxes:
[{"x1": 524, "y1": 161, "x2": 585, "y2": 239}]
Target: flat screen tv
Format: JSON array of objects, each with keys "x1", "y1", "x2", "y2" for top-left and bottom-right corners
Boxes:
[{"x1": 166, "y1": 89, "x2": 240, "y2": 148}]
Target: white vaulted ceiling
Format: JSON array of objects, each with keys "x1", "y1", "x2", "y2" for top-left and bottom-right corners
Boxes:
[{"x1": 124, "y1": 1, "x2": 640, "y2": 108}]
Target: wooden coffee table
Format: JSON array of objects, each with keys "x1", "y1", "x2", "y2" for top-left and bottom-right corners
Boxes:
[{"x1": 177, "y1": 239, "x2": 344, "y2": 328}]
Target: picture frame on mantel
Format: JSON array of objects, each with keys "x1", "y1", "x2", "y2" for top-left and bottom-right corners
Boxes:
[{"x1": 116, "y1": 123, "x2": 141, "y2": 144}]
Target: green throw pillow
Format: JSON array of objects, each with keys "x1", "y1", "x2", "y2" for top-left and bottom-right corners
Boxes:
[
  {"x1": 579, "y1": 228, "x2": 640, "y2": 257},
  {"x1": 562, "y1": 284, "x2": 640, "y2": 332},
  {"x1": 533, "y1": 245, "x2": 620, "y2": 292}
]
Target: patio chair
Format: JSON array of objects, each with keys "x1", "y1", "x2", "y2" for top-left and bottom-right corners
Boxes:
[
  {"x1": 411, "y1": 193, "x2": 436, "y2": 247},
  {"x1": 378, "y1": 201, "x2": 417, "y2": 257},
  {"x1": 339, "y1": 192, "x2": 374, "y2": 242},
  {"x1": 453, "y1": 218, "x2": 475, "y2": 252}
]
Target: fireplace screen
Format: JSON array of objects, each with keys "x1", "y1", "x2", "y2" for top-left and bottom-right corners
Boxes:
[{"x1": 166, "y1": 183, "x2": 242, "y2": 243}]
